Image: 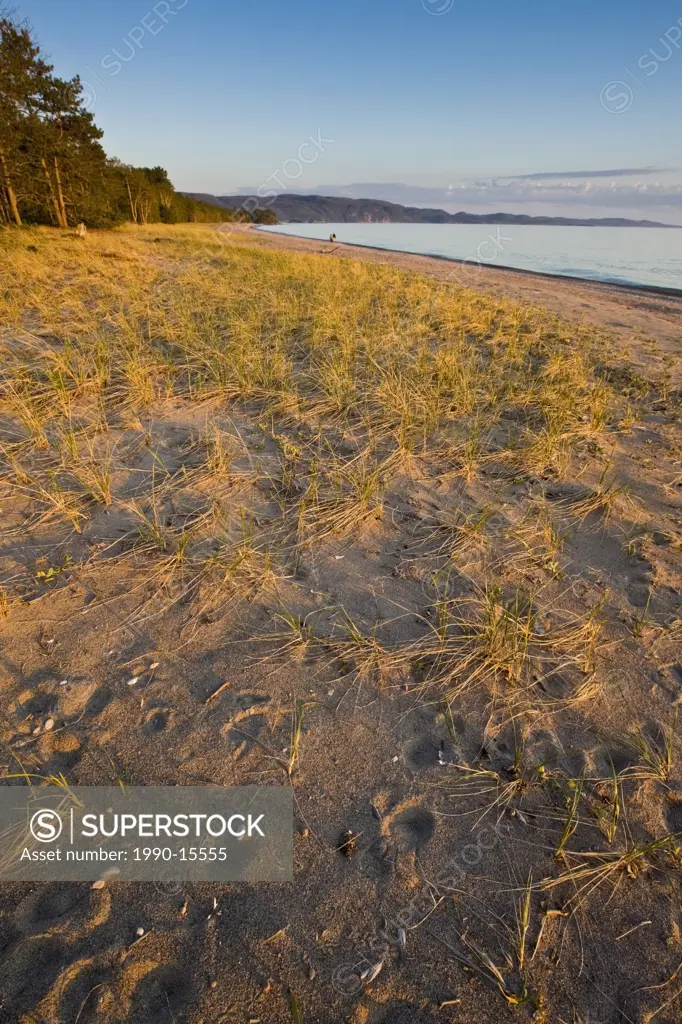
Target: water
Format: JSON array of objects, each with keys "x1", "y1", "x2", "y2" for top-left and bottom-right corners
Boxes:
[{"x1": 259, "y1": 222, "x2": 682, "y2": 291}]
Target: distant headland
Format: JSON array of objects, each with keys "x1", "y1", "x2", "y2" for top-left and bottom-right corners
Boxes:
[{"x1": 183, "y1": 192, "x2": 680, "y2": 228}]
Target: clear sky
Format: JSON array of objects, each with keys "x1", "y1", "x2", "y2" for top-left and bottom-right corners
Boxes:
[{"x1": 14, "y1": 0, "x2": 682, "y2": 220}]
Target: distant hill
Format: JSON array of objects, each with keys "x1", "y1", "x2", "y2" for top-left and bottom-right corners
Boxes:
[{"x1": 183, "y1": 193, "x2": 679, "y2": 228}]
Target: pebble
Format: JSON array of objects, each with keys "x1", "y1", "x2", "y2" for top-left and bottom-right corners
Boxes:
[
  {"x1": 43, "y1": 718, "x2": 54, "y2": 732},
  {"x1": 135, "y1": 927, "x2": 145, "y2": 937},
  {"x1": 126, "y1": 677, "x2": 138, "y2": 686},
  {"x1": 91, "y1": 880, "x2": 106, "y2": 890}
]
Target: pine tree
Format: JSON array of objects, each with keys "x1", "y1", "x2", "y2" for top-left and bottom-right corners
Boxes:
[
  {"x1": 0, "y1": 15, "x2": 253, "y2": 229},
  {"x1": 0, "y1": 15, "x2": 52, "y2": 224}
]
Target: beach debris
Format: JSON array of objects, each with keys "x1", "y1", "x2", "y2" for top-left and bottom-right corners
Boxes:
[
  {"x1": 339, "y1": 829, "x2": 358, "y2": 858},
  {"x1": 397, "y1": 927, "x2": 407, "y2": 948},
  {"x1": 616, "y1": 920, "x2": 652, "y2": 941},
  {"x1": 210, "y1": 980, "x2": 217, "y2": 989},
  {"x1": 135, "y1": 927, "x2": 145, "y2": 937},
  {"x1": 149, "y1": 661, "x2": 160, "y2": 671},
  {"x1": 370, "y1": 802, "x2": 382, "y2": 821},
  {"x1": 91, "y1": 879, "x2": 106, "y2": 890},
  {"x1": 204, "y1": 679, "x2": 232, "y2": 704},
  {"x1": 360, "y1": 961, "x2": 383, "y2": 985},
  {"x1": 179, "y1": 899, "x2": 188, "y2": 917},
  {"x1": 126, "y1": 676, "x2": 138, "y2": 687},
  {"x1": 43, "y1": 718, "x2": 54, "y2": 732},
  {"x1": 439, "y1": 999, "x2": 461, "y2": 1008}
]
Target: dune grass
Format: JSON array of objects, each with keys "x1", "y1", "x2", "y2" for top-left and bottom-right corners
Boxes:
[
  {"x1": 0, "y1": 222, "x2": 625, "y2": 677},
  {"x1": 2, "y1": 223, "x2": 682, "y2": 1020}
]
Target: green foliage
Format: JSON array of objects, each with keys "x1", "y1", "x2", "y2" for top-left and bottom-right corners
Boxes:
[
  {"x1": 252, "y1": 207, "x2": 279, "y2": 224},
  {"x1": 0, "y1": 15, "x2": 243, "y2": 229}
]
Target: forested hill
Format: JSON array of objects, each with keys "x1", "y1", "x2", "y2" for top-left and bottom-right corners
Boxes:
[
  {"x1": 0, "y1": 16, "x2": 230, "y2": 228},
  {"x1": 187, "y1": 192, "x2": 678, "y2": 228}
]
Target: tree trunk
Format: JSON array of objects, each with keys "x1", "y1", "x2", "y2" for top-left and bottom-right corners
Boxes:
[
  {"x1": 41, "y1": 157, "x2": 66, "y2": 228},
  {"x1": 53, "y1": 157, "x2": 68, "y2": 228},
  {"x1": 0, "y1": 149, "x2": 22, "y2": 226},
  {"x1": 125, "y1": 177, "x2": 137, "y2": 223}
]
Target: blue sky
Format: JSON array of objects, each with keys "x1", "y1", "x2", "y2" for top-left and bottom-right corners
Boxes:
[{"x1": 15, "y1": 0, "x2": 682, "y2": 220}]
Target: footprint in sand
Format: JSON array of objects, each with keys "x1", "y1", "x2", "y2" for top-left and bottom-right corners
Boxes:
[
  {"x1": 383, "y1": 802, "x2": 436, "y2": 854},
  {"x1": 0, "y1": 936, "x2": 67, "y2": 1011},
  {"x1": 12, "y1": 687, "x2": 58, "y2": 722},
  {"x1": 30, "y1": 955, "x2": 115, "y2": 1024},
  {"x1": 404, "y1": 735, "x2": 440, "y2": 772},
  {"x1": 14, "y1": 883, "x2": 111, "y2": 940},
  {"x1": 37, "y1": 730, "x2": 83, "y2": 773},
  {"x1": 118, "y1": 962, "x2": 194, "y2": 1022},
  {"x1": 142, "y1": 706, "x2": 175, "y2": 735}
]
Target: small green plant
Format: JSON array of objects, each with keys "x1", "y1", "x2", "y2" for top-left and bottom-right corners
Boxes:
[{"x1": 35, "y1": 554, "x2": 74, "y2": 583}]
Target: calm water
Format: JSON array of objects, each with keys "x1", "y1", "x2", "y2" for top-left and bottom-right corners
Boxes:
[{"x1": 260, "y1": 223, "x2": 682, "y2": 291}]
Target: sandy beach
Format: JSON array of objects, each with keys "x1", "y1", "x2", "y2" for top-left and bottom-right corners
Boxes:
[{"x1": 1, "y1": 223, "x2": 682, "y2": 1024}]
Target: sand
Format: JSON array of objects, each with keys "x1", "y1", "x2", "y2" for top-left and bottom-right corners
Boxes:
[{"x1": 1, "y1": 225, "x2": 682, "y2": 1024}]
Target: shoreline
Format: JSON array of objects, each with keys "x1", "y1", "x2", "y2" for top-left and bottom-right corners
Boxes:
[{"x1": 256, "y1": 226, "x2": 682, "y2": 299}]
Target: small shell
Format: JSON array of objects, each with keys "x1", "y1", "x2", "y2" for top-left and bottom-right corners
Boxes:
[
  {"x1": 91, "y1": 879, "x2": 106, "y2": 890},
  {"x1": 126, "y1": 677, "x2": 138, "y2": 686},
  {"x1": 397, "y1": 927, "x2": 407, "y2": 948},
  {"x1": 360, "y1": 961, "x2": 383, "y2": 984},
  {"x1": 43, "y1": 719, "x2": 54, "y2": 732},
  {"x1": 135, "y1": 927, "x2": 145, "y2": 937}
]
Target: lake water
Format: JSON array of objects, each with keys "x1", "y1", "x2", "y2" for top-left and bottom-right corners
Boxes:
[{"x1": 259, "y1": 223, "x2": 682, "y2": 292}]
